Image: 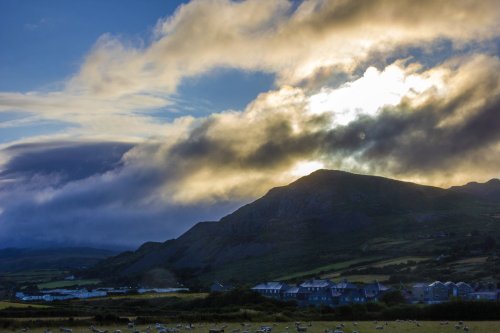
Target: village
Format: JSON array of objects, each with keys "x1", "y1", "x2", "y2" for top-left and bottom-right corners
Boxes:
[
  {"x1": 14, "y1": 287, "x2": 189, "y2": 302},
  {"x1": 10, "y1": 277, "x2": 499, "y2": 306},
  {"x1": 236, "y1": 279, "x2": 500, "y2": 307}
]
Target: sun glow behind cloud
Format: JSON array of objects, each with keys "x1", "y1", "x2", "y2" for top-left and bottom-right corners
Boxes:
[
  {"x1": 308, "y1": 63, "x2": 443, "y2": 126},
  {"x1": 290, "y1": 160, "x2": 325, "y2": 177}
]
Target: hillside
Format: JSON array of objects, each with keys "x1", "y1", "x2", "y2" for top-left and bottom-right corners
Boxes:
[
  {"x1": 87, "y1": 170, "x2": 500, "y2": 287},
  {"x1": 450, "y1": 178, "x2": 500, "y2": 202},
  {"x1": 0, "y1": 247, "x2": 118, "y2": 273}
]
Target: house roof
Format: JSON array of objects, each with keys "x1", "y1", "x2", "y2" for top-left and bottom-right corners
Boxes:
[
  {"x1": 252, "y1": 282, "x2": 287, "y2": 290},
  {"x1": 334, "y1": 280, "x2": 357, "y2": 289},
  {"x1": 412, "y1": 283, "x2": 429, "y2": 288},
  {"x1": 456, "y1": 282, "x2": 472, "y2": 288},
  {"x1": 300, "y1": 279, "x2": 333, "y2": 288},
  {"x1": 444, "y1": 281, "x2": 457, "y2": 287},
  {"x1": 364, "y1": 281, "x2": 391, "y2": 292},
  {"x1": 429, "y1": 281, "x2": 445, "y2": 287}
]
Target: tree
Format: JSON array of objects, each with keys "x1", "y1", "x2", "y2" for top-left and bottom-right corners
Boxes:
[{"x1": 380, "y1": 290, "x2": 405, "y2": 306}]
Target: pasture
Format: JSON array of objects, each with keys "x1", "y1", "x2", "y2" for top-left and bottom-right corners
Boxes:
[
  {"x1": 0, "y1": 301, "x2": 50, "y2": 310},
  {"x1": 2, "y1": 321, "x2": 498, "y2": 333},
  {"x1": 37, "y1": 279, "x2": 101, "y2": 290},
  {"x1": 83, "y1": 292, "x2": 208, "y2": 301}
]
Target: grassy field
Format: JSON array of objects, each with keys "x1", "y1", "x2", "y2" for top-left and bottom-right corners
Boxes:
[
  {"x1": 370, "y1": 256, "x2": 430, "y2": 267},
  {"x1": 277, "y1": 257, "x2": 384, "y2": 281},
  {"x1": 321, "y1": 273, "x2": 390, "y2": 282},
  {"x1": 37, "y1": 279, "x2": 101, "y2": 289},
  {"x1": 5, "y1": 321, "x2": 499, "y2": 333},
  {"x1": 0, "y1": 301, "x2": 50, "y2": 309},
  {"x1": 82, "y1": 292, "x2": 208, "y2": 301},
  {"x1": 0, "y1": 270, "x2": 68, "y2": 285}
]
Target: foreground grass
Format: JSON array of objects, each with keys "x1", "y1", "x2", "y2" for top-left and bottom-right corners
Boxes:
[{"x1": 3, "y1": 321, "x2": 499, "y2": 333}]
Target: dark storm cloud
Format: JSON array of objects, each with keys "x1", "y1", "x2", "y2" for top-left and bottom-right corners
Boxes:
[
  {"x1": 0, "y1": 141, "x2": 242, "y2": 248},
  {"x1": 1, "y1": 142, "x2": 134, "y2": 186}
]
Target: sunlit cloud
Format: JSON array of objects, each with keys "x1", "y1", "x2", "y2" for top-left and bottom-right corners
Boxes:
[
  {"x1": 308, "y1": 62, "x2": 445, "y2": 126},
  {"x1": 1, "y1": 0, "x2": 500, "y2": 247}
]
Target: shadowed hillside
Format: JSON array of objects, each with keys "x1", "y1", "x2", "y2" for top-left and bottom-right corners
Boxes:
[{"x1": 87, "y1": 170, "x2": 500, "y2": 286}]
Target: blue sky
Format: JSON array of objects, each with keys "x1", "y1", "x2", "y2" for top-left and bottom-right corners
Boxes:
[
  {"x1": 1, "y1": 0, "x2": 500, "y2": 248},
  {"x1": 0, "y1": 0, "x2": 184, "y2": 91}
]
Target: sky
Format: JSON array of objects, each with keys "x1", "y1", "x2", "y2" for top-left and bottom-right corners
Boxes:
[{"x1": 1, "y1": 0, "x2": 500, "y2": 249}]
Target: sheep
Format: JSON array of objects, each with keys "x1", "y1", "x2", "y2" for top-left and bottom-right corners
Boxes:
[
  {"x1": 232, "y1": 329, "x2": 240, "y2": 333},
  {"x1": 375, "y1": 326, "x2": 384, "y2": 330},
  {"x1": 209, "y1": 329, "x2": 224, "y2": 333},
  {"x1": 463, "y1": 327, "x2": 469, "y2": 332},
  {"x1": 296, "y1": 327, "x2": 307, "y2": 333},
  {"x1": 60, "y1": 328, "x2": 73, "y2": 333}
]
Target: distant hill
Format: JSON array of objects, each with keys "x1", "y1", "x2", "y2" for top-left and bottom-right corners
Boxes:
[
  {"x1": 87, "y1": 170, "x2": 500, "y2": 287},
  {"x1": 450, "y1": 178, "x2": 500, "y2": 202},
  {"x1": 0, "y1": 247, "x2": 119, "y2": 273}
]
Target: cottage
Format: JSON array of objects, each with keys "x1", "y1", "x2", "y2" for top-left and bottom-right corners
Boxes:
[
  {"x1": 444, "y1": 281, "x2": 458, "y2": 297},
  {"x1": 363, "y1": 281, "x2": 391, "y2": 301},
  {"x1": 251, "y1": 282, "x2": 289, "y2": 299},
  {"x1": 332, "y1": 279, "x2": 358, "y2": 293},
  {"x1": 456, "y1": 282, "x2": 473, "y2": 298},
  {"x1": 337, "y1": 289, "x2": 367, "y2": 305},
  {"x1": 412, "y1": 283, "x2": 431, "y2": 302},
  {"x1": 299, "y1": 279, "x2": 334, "y2": 292},
  {"x1": 428, "y1": 281, "x2": 448, "y2": 302},
  {"x1": 468, "y1": 291, "x2": 499, "y2": 301},
  {"x1": 308, "y1": 289, "x2": 335, "y2": 307},
  {"x1": 283, "y1": 286, "x2": 310, "y2": 305}
]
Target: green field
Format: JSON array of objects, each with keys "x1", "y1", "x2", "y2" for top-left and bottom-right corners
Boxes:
[
  {"x1": 37, "y1": 279, "x2": 101, "y2": 289},
  {"x1": 277, "y1": 257, "x2": 384, "y2": 281},
  {"x1": 5, "y1": 321, "x2": 499, "y2": 333},
  {"x1": 0, "y1": 301, "x2": 50, "y2": 309},
  {"x1": 0, "y1": 270, "x2": 68, "y2": 285},
  {"x1": 321, "y1": 273, "x2": 390, "y2": 282},
  {"x1": 84, "y1": 292, "x2": 208, "y2": 301}
]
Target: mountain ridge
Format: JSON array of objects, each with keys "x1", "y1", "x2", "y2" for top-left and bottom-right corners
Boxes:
[{"x1": 86, "y1": 170, "x2": 500, "y2": 286}]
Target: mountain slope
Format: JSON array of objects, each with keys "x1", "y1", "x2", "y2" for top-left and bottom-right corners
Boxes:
[
  {"x1": 0, "y1": 247, "x2": 119, "y2": 273},
  {"x1": 450, "y1": 178, "x2": 500, "y2": 202},
  {"x1": 88, "y1": 170, "x2": 500, "y2": 286}
]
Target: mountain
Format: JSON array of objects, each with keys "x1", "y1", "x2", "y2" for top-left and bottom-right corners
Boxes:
[
  {"x1": 87, "y1": 170, "x2": 500, "y2": 286},
  {"x1": 450, "y1": 178, "x2": 500, "y2": 202},
  {"x1": 0, "y1": 247, "x2": 119, "y2": 273}
]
